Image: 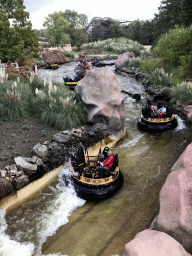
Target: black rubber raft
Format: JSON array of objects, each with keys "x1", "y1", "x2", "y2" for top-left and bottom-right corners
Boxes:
[
  {"x1": 137, "y1": 114, "x2": 178, "y2": 133},
  {"x1": 67, "y1": 147, "x2": 124, "y2": 201}
]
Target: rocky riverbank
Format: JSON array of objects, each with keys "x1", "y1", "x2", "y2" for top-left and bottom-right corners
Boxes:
[{"x1": 0, "y1": 122, "x2": 125, "y2": 201}]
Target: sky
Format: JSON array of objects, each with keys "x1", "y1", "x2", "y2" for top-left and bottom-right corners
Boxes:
[{"x1": 23, "y1": 0, "x2": 162, "y2": 30}]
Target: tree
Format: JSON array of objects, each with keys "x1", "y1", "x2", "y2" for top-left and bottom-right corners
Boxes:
[
  {"x1": 61, "y1": 10, "x2": 88, "y2": 46},
  {"x1": 0, "y1": 0, "x2": 39, "y2": 62},
  {"x1": 62, "y1": 9, "x2": 88, "y2": 29},
  {"x1": 43, "y1": 11, "x2": 70, "y2": 47},
  {"x1": 110, "y1": 20, "x2": 126, "y2": 41}
]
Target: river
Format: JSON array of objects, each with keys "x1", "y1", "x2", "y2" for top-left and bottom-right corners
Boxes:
[{"x1": 0, "y1": 62, "x2": 191, "y2": 256}]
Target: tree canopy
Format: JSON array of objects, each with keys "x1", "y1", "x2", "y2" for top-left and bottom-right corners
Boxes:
[
  {"x1": 0, "y1": 0, "x2": 39, "y2": 62},
  {"x1": 43, "y1": 11, "x2": 70, "y2": 47}
]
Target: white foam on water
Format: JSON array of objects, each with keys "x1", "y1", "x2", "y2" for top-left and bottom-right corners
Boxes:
[
  {"x1": 0, "y1": 163, "x2": 85, "y2": 256},
  {"x1": 174, "y1": 115, "x2": 186, "y2": 132},
  {"x1": 0, "y1": 208, "x2": 35, "y2": 256}
]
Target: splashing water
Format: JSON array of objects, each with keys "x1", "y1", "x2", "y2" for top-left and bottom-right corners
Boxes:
[{"x1": 0, "y1": 163, "x2": 85, "y2": 256}]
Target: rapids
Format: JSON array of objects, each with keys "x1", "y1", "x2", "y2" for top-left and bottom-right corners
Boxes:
[{"x1": 0, "y1": 62, "x2": 191, "y2": 256}]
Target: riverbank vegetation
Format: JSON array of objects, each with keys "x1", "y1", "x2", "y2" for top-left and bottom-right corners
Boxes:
[
  {"x1": 80, "y1": 38, "x2": 146, "y2": 56},
  {"x1": 0, "y1": 75, "x2": 87, "y2": 130}
]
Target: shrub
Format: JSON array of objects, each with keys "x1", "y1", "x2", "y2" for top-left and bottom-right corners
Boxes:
[
  {"x1": 63, "y1": 51, "x2": 75, "y2": 59},
  {"x1": 146, "y1": 68, "x2": 172, "y2": 88},
  {"x1": 170, "y1": 81, "x2": 192, "y2": 105},
  {"x1": 122, "y1": 58, "x2": 141, "y2": 69},
  {"x1": 179, "y1": 51, "x2": 192, "y2": 78},
  {"x1": 140, "y1": 58, "x2": 163, "y2": 73},
  {"x1": 152, "y1": 26, "x2": 192, "y2": 67}
]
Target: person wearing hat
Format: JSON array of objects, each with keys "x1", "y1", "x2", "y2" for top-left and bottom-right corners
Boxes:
[{"x1": 97, "y1": 148, "x2": 114, "y2": 178}]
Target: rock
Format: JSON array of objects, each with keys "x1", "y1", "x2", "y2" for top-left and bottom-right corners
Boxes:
[
  {"x1": 14, "y1": 156, "x2": 38, "y2": 176},
  {"x1": 52, "y1": 133, "x2": 71, "y2": 143},
  {"x1": 32, "y1": 143, "x2": 48, "y2": 161},
  {"x1": 152, "y1": 143, "x2": 192, "y2": 253},
  {"x1": 5, "y1": 164, "x2": 17, "y2": 172},
  {"x1": 15, "y1": 175, "x2": 30, "y2": 190},
  {"x1": 40, "y1": 49, "x2": 69, "y2": 64},
  {"x1": 75, "y1": 68, "x2": 125, "y2": 131},
  {"x1": 0, "y1": 170, "x2": 6, "y2": 178},
  {"x1": 0, "y1": 178, "x2": 15, "y2": 199},
  {"x1": 115, "y1": 52, "x2": 135, "y2": 68},
  {"x1": 5, "y1": 65, "x2": 32, "y2": 80},
  {"x1": 122, "y1": 229, "x2": 191, "y2": 256},
  {"x1": 90, "y1": 123, "x2": 109, "y2": 132},
  {"x1": 183, "y1": 105, "x2": 192, "y2": 122}
]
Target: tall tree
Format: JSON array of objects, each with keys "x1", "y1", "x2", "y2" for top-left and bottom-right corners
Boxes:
[
  {"x1": 110, "y1": 20, "x2": 126, "y2": 41},
  {"x1": 43, "y1": 11, "x2": 70, "y2": 47},
  {"x1": 0, "y1": 0, "x2": 39, "y2": 62},
  {"x1": 180, "y1": 0, "x2": 192, "y2": 27}
]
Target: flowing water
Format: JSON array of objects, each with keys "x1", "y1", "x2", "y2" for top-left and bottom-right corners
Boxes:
[{"x1": 0, "y1": 62, "x2": 192, "y2": 256}]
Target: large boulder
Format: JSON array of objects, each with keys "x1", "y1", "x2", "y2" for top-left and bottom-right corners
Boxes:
[
  {"x1": 152, "y1": 143, "x2": 192, "y2": 253},
  {"x1": 75, "y1": 68, "x2": 125, "y2": 131},
  {"x1": 40, "y1": 49, "x2": 69, "y2": 64},
  {"x1": 115, "y1": 51, "x2": 135, "y2": 68},
  {"x1": 122, "y1": 229, "x2": 191, "y2": 256}
]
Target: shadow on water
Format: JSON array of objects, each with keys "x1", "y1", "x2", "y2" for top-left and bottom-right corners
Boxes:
[{"x1": 1, "y1": 63, "x2": 192, "y2": 256}]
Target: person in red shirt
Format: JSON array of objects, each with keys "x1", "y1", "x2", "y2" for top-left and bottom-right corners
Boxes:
[{"x1": 97, "y1": 149, "x2": 114, "y2": 178}]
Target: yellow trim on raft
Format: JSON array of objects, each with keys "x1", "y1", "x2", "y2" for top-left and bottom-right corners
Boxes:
[
  {"x1": 141, "y1": 114, "x2": 175, "y2": 123},
  {"x1": 65, "y1": 82, "x2": 78, "y2": 85},
  {"x1": 71, "y1": 155, "x2": 119, "y2": 185}
]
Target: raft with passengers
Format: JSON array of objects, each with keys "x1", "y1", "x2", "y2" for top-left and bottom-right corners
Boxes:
[
  {"x1": 68, "y1": 146, "x2": 124, "y2": 201},
  {"x1": 137, "y1": 104, "x2": 178, "y2": 133},
  {"x1": 63, "y1": 54, "x2": 93, "y2": 90}
]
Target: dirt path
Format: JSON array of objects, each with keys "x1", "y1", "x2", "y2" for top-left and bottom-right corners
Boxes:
[{"x1": 0, "y1": 117, "x2": 57, "y2": 169}]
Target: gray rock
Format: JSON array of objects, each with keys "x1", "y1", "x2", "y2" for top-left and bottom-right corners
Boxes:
[
  {"x1": 0, "y1": 178, "x2": 14, "y2": 199},
  {"x1": 32, "y1": 143, "x2": 48, "y2": 161},
  {"x1": 15, "y1": 175, "x2": 30, "y2": 190},
  {"x1": 14, "y1": 156, "x2": 37, "y2": 176},
  {"x1": 0, "y1": 170, "x2": 7, "y2": 178},
  {"x1": 52, "y1": 133, "x2": 71, "y2": 143}
]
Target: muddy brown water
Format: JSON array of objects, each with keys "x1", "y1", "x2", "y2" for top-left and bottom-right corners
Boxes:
[{"x1": 1, "y1": 63, "x2": 191, "y2": 256}]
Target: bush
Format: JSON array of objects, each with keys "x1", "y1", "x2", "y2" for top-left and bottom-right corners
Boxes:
[
  {"x1": 179, "y1": 51, "x2": 192, "y2": 78},
  {"x1": 122, "y1": 58, "x2": 141, "y2": 69},
  {"x1": 63, "y1": 51, "x2": 75, "y2": 59},
  {"x1": 170, "y1": 81, "x2": 192, "y2": 105},
  {"x1": 140, "y1": 58, "x2": 163, "y2": 73},
  {"x1": 0, "y1": 79, "x2": 32, "y2": 121},
  {"x1": 146, "y1": 68, "x2": 172, "y2": 88},
  {"x1": 152, "y1": 26, "x2": 192, "y2": 67}
]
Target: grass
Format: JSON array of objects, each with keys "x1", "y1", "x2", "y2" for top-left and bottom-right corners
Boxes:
[{"x1": 0, "y1": 76, "x2": 87, "y2": 131}]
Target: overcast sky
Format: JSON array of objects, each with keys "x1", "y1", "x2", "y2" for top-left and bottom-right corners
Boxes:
[{"x1": 23, "y1": 0, "x2": 162, "y2": 30}]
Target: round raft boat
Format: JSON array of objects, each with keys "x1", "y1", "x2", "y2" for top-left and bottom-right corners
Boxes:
[
  {"x1": 69, "y1": 147, "x2": 124, "y2": 201},
  {"x1": 137, "y1": 105, "x2": 178, "y2": 133}
]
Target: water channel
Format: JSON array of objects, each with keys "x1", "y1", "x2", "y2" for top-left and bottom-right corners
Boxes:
[{"x1": 0, "y1": 62, "x2": 192, "y2": 256}]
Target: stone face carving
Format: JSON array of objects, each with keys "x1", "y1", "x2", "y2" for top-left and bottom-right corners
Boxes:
[{"x1": 75, "y1": 68, "x2": 125, "y2": 131}]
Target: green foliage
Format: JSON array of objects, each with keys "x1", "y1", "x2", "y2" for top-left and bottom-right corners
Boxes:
[
  {"x1": 122, "y1": 58, "x2": 141, "y2": 69},
  {"x1": 43, "y1": 11, "x2": 70, "y2": 47},
  {"x1": 179, "y1": 51, "x2": 192, "y2": 78},
  {"x1": 146, "y1": 68, "x2": 172, "y2": 88},
  {"x1": 0, "y1": 1, "x2": 39, "y2": 62},
  {"x1": 62, "y1": 51, "x2": 75, "y2": 58},
  {"x1": 152, "y1": 26, "x2": 192, "y2": 67},
  {"x1": 140, "y1": 58, "x2": 163, "y2": 73},
  {"x1": 0, "y1": 79, "x2": 32, "y2": 121},
  {"x1": 0, "y1": 77, "x2": 87, "y2": 130},
  {"x1": 80, "y1": 38, "x2": 145, "y2": 56},
  {"x1": 170, "y1": 81, "x2": 192, "y2": 105}
]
